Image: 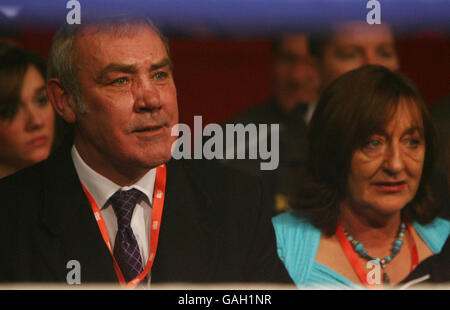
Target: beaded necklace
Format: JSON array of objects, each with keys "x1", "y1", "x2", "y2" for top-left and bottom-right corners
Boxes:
[{"x1": 342, "y1": 221, "x2": 406, "y2": 284}]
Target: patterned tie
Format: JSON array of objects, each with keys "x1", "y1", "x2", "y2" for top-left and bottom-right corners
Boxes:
[{"x1": 110, "y1": 188, "x2": 144, "y2": 282}]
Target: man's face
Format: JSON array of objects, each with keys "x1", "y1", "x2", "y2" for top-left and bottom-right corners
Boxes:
[
  {"x1": 72, "y1": 25, "x2": 178, "y2": 182},
  {"x1": 320, "y1": 22, "x2": 399, "y2": 89},
  {"x1": 273, "y1": 34, "x2": 320, "y2": 112}
]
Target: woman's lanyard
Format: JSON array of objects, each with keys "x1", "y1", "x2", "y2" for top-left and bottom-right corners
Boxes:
[
  {"x1": 81, "y1": 164, "x2": 167, "y2": 289},
  {"x1": 336, "y1": 221, "x2": 419, "y2": 286}
]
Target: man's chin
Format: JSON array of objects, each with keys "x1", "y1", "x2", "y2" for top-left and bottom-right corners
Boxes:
[{"x1": 138, "y1": 151, "x2": 172, "y2": 169}]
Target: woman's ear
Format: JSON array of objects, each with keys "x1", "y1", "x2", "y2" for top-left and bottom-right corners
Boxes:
[{"x1": 46, "y1": 79, "x2": 77, "y2": 124}]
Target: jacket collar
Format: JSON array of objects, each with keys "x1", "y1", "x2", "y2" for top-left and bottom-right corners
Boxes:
[{"x1": 40, "y1": 142, "x2": 118, "y2": 283}]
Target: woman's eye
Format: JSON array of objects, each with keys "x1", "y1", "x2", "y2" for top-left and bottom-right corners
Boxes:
[
  {"x1": 365, "y1": 139, "x2": 382, "y2": 149},
  {"x1": 405, "y1": 138, "x2": 421, "y2": 148},
  {"x1": 36, "y1": 95, "x2": 49, "y2": 107}
]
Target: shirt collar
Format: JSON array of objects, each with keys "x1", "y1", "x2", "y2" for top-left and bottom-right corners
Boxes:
[
  {"x1": 71, "y1": 145, "x2": 156, "y2": 209},
  {"x1": 305, "y1": 101, "x2": 317, "y2": 124}
]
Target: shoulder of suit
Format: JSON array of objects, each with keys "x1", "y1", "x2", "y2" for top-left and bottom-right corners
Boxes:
[
  {"x1": 0, "y1": 160, "x2": 48, "y2": 221},
  {"x1": 169, "y1": 158, "x2": 264, "y2": 202},
  {"x1": 175, "y1": 158, "x2": 261, "y2": 185},
  {"x1": 0, "y1": 159, "x2": 46, "y2": 193}
]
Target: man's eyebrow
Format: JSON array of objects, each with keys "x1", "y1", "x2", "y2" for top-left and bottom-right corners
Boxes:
[
  {"x1": 96, "y1": 58, "x2": 173, "y2": 82},
  {"x1": 96, "y1": 63, "x2": 137, "y2": 82},
  {"x1": 151, "y1": 58, "x2": 172, "y2": 71}
]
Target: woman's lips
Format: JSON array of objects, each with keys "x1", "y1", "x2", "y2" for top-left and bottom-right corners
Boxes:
[
  {"x1": 27, "y1": 136, "x2": 48, "y2": 148},
  {"x1": 373, "y1": 181, "x2": 406, "y2": 193}
]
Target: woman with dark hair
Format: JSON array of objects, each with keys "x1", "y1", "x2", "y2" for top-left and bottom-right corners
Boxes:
[
  {"x1": 0, "y1": 44, "x2": 56, "y2": 178},
  {"x1": 272, "y1": 65, "x2": 449, "y2": 288}
]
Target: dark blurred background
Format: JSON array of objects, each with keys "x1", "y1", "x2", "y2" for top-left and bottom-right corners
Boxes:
[{"x1": 1, "y1": 0, "x2": 448, "y2": 128}]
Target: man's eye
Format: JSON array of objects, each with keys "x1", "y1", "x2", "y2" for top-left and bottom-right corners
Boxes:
[
  {"x1": 378, "y1": 49, "x2": 395, "y2": 59},
  {"x1": 153, "y1": 71, "x2": 168, "y2": 81},
  {"x1": 111, "y1": 77, "x2": 129, "y2": 86},
  {"x1": 335, "y1": 48, "x2": 358, "y2": 59}
]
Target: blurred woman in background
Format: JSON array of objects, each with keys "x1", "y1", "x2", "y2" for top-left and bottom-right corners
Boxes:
[
  {"x1": 273, "y1": 65, "x2": 449, "y2": 288},
  {"x1": 0, "y1": 44, "x2": 56, "y2": 178}
]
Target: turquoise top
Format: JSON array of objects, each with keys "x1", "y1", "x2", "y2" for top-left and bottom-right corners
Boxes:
[{"x1": 272, "y1": 212, "x2": 450, "y2": 289}]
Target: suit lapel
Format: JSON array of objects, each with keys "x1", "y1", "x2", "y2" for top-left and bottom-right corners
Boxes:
[
  {"x1": 40, "y1": 144, "x2": 119, "y2": 284},
  {"x1": 151, "y1": 159, "x2": 222, "y2": 283}
]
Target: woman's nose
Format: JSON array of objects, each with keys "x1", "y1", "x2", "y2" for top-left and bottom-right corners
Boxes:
[
  {"x1": 24, "y1": 105, "x2": 45, "y2": 131},
  {"x1": 383, "y1": 143, "x2": 405, "y2": 175}
]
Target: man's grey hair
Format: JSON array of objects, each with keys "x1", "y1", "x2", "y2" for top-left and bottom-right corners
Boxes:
[{"x1": 47, "y1": 15, "x2": 171, "y2": 114}]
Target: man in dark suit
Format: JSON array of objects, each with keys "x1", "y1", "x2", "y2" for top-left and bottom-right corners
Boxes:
[
  {"x1": 0, "y1": 16, "x2": 293, "y2": 287},
  {"x1": 222, "y1": 34, "x2": 320, "y2": 215}
]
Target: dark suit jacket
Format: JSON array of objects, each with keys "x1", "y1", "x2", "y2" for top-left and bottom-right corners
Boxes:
[
  {"x1": 0, "y1": 143, "x2": 293, "y2": 286},
  {"x1": 400, "y1": 236, "x2": 450, "y2": 285},
  {"x1": 222, "y1": 100, "x2": 309, "y2": 215}
]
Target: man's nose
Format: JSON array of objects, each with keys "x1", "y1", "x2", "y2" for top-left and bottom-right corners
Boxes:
[
  {"x1": 363, "y1": 50, "x2": 378, "y2": 66},
  {"x1": 383, "y1": 143, "x2": 405, "y2": 175},
  {"x1": 133, "y1": 79, "x2": 162, "y2": 113},
  {"x1": 291, "y1": 59, "x2": 315, "y2": 81}
]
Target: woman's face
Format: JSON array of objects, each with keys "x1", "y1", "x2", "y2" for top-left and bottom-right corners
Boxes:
[
  {"x1": 345, "y1": 100, "x2": 425, "y2": 217},
  {"x1": 0, "y1": 65, "x2": 55, "y2": 174}
]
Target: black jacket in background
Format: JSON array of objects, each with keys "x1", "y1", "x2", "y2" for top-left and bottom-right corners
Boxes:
[{"x1": 400, "y1": 236, "x2": 450, "y2": 286}]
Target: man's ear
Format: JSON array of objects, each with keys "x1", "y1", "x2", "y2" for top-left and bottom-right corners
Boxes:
[{"x1": 46, "y1": 78, "x2": 77, "y2": 123}]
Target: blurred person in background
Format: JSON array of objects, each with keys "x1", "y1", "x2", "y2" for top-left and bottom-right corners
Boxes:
[
  {"x1": 223, "y1": 33, "x2": 320, "y2": 214},
  {"x1": 309, "y1": 20, "x2": 399, "y2": 91},
  {"x1": 224, "y1": 21, "x2": 403, "y2": 215},
  {"x1": 0, "y1": 44, "x2": 56, "y2": 178},
  {"x1": 0, "y1": 16, "x2": 21, "y2": 46},
  {"x1": 429, "y1": 96, "x2": 450, "y2": 219},
  {"x1": 431, "y1": 96, "x2": 450, "y2": 185},
  {"x1": 273, "y1": 65, "x2": 449, "y2": 288}
]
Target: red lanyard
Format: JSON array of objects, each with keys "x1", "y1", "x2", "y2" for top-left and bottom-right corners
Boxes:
[
  {"x1": 81, "y1": 164, "x2": 167, "y2": 289},
  {"x1": 336, "y1": 220, "x2": 419, "y2": 286}
]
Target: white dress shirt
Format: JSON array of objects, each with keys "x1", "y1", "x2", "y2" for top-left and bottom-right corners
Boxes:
[
  {"x1": 71, "y1": 145, "x2": 155, "y2": 272},
  {"x1": 304, "y1": 101, "x2": 317, "y2": 124}
]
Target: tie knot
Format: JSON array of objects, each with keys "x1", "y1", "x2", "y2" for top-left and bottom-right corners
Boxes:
[{"x1": 110, "y1": 188, "x2": 143, "y2": 228}]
